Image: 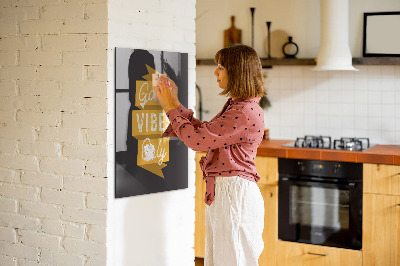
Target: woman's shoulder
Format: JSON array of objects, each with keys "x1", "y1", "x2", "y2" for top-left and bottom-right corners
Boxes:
[{"x1": 233, "y1": 97, "x2": 262, "y2": 111}]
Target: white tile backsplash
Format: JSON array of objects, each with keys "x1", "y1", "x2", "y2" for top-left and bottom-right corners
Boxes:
[{"x1": 196, "y1": 65, "x2": 400, "y2": 144}]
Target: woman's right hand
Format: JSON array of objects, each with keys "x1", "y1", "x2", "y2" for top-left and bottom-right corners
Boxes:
[{"x1": 161, "y1": 76, "x2": 180, "y2": 109}]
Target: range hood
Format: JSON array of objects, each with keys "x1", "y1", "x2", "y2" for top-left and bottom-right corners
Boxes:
[{"x1": 314, "y1": 0, "x2": 358, "y2": 71}]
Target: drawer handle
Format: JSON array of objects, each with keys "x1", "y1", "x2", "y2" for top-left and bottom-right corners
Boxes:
[{"x1": 307, "y1": 252, "x2": 328, "y2": 256}]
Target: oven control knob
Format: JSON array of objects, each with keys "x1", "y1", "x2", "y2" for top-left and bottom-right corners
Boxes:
[
  {"x1": 298, "y1": 161, "x2": 305, "y2": 171},
  {"x1": 334, "y1": 164, "x2": 341, "y2": 174}
]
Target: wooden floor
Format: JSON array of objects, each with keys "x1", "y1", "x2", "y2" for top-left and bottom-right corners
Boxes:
[{"x1": 195, "y1": 257, "x2": 204, "y2": 266}]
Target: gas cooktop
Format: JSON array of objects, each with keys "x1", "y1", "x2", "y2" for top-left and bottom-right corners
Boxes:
[{"x1": 282, "y1": 135, "x2": 375, "y2": 151}]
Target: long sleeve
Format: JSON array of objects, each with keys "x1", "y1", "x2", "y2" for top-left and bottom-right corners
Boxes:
[
  {"x1": 165, "y1": 105, "x2": 249, "y2": 152},
  {"x1": 162, "y1": 103, "x2": 202, "y2": 138}
]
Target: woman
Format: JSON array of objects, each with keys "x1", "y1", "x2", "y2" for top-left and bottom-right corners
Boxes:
[{"x1": 154, "y1": 44, "x2": 266, "y2": 266}]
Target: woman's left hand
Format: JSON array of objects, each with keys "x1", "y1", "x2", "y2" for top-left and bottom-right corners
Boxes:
[{"x1": 153, "y1": 76, "x2": 175, "y2": 113}]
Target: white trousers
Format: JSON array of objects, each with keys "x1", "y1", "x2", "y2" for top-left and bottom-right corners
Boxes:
[{"x1": 205, "y1": 176, "x2": 265, "y2": 266}]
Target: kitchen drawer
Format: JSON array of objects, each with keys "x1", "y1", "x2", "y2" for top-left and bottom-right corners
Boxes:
[
  {"x1": 276, "y1": 240, "x2": 362, "y2": 266},
  {"x1": 364, "y1": 164, "x2": 400, "y2": 196}
]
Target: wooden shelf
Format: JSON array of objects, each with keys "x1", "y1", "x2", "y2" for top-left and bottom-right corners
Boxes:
[{"x1": 196, "y1": 57, "x2": 400, "y2": 67}]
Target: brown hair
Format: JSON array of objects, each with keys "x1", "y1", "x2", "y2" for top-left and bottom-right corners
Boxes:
[{"x1": 214, "y1": 44, "x2": 266, "y2": 99}]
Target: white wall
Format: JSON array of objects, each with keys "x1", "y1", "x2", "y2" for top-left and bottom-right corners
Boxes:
[
  {"x1": 196, "y1": 0, "x2": 400, "y2": 145},
  {"x1": 196, "y1": 0, "x2": 400, "y2": 58},
  {"x1": 107, "y1": 1, "x2": 197, "y2": 266}
]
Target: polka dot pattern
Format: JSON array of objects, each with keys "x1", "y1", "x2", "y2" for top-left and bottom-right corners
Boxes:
[{"x1": 162, "y1": 97, "x2": 265, "y2": 206}]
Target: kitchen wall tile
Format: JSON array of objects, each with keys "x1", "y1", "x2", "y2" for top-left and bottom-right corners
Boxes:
[
  {"x1": 291, "y1": 77, "x2": 304, "y2": 90},
  {"x1": 394, "y1": 66, "x2": 400, "y2": 78},
  {"x1": 367, "y1": 91, "x2": 381, "y2": 105},
  {"x1": 367, "y1": 65, "x2": 381, "y2": 77},
  {"x1": 382, "y1": 104, "x2": 395, "y2": 118},
  {"x1": 382, "y1": 78, "x2": 395, "y2": 91},
  {"x1": 381, "y1": 131, "x2": 396, "y2": 144},
  {"x1": 196, "y1": 66, "x2": 400, "y2": 144},
  {"x1": 382, "y1": 117, "x2": 396, "y2": 131},
  {"x1": 396, "y1": 105, "x2": 400, "y2": 118},
  {"x1": 368, "y1": 117, "x2": 381, "y2": 131},
  {"x1": 355, "y1": 104, "x2": 368, "y2": 117},
  {"x1": 367, "y1": 78, "x2": 381, "y2": 91},
  {"x1": 278, "y1": 67, "x2": 292, "y2": 78},
  {"x1": 342, "y1": 117, "x2": 355, "y2": 129},
  {"x1": 328, "y1": 88, "x2": 342, "y2": 103},
  {"x1": 329, "y1": 116, "x2": 342, "y2": 129},
  {"x1": 341, "y1": 89, "x2": 354, "y2": 104},
  {"x1": 355, "y1": 128, "x2": 368, "y2": 138},
  {"x1": 396, "y1": 89, "x2": 400, "y2": 105},
  {"x1": 304, "y1": 88, "x2": 316, "y2": 103},
  {"x1": 316, "y1": 115, "x2": 330, "y2": 128},
  {"x1": 303, "y1": 67, "x2": 316, "y2": 78},
  {"x1": 354, "y1": 117, "x2": 368, "y2": 130},
  {"x1": 367, "y1": 129, "x2": 382, "y2": 143},
  {"x1": 367, "y1": 104, "x2": 382, "y2": 118},
  {"x1": 395, "y1": 118, "x2": 400, "y2": 131},
  {"x1": 329, "y1": 103, "x2": 341, "y2": 116},
  {"x1": 291, "y1": 67, "x2": 304, "y2": 78},
  {"x1": 396, "y1": 131, "x2": 400, "y2": 144},
  {"x1": 316, "y1": 70, "x2": 329, "y2": 79},
  {"x1": 316, "y1": 89, "x2": 329, "y2": 103},
  {"x1": 341, "y1": 103, "x2": 355, "y2": 116},
  {"x1": 304, "y1": 102, "x2": 316, "y2": 115},
  {"x1": 341, "y1": 128, "x2": 355, "y2": 137},
  {"x1": 381, "y1": 66, "x2": 395, "y2": 78},
  {"x1": 316, "y1": 103, "x2": 329, "y2": 115},
  {"x1": 315, "y1": 77, "x2": 329, "y2": 90},
  {"x1": 354, "y1": 90, "x2": 367, "y2": 104},
  {"x1": 382, "y1": 90, "x2": 395, "y2": 104}
]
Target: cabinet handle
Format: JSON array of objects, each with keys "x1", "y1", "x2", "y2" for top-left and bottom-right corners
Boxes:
[
  {"x1": 307, "y1": 252, "x2": 328, "y2": 256},
  {"x1": 397, "y1": 204, "x2": 400, "y2": 207}
]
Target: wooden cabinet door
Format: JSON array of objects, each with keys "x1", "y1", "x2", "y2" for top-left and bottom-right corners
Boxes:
[
  {"x1": 195, "y1": 152, "x2": 207, "y2": 258},
  {"x1": 255, "y1": 156, "x2": 278, "y2": 186},
  {"x1": 259, "y1": 185, "x2": 278, "y2": 266},
  {"x1": 276, "y1": 241, "x2": 362, "y2": 266},
  {"x1": 363, "y1": 193, "x2": 400, "y2": 266},
  {"x1": 364, "y1": 164, "x2": 400, "y2": 196}
]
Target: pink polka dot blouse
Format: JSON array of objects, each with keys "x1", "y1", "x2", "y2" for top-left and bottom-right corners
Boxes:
[{"x1": 162, "y1": 97, "x2": 265, "y2": 206}]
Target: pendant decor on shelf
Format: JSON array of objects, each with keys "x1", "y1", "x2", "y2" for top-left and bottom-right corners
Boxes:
[
  {"x1": 265, "y1": 21, "x2": 272, "y2": 58},
  {"x1": 250, "y1": 7, "x2": 255, "y2": 48},
  {"x1": 115, "y1": 48, "x2": 188, "y2": 199},
  {"x1": 282, "y1": 36, "x2": 299, "y2": 58}
]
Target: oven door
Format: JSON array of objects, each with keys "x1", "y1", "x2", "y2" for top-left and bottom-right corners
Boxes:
[{"x1": 278, "y1": 176, "x2": 362, "y2": 250}]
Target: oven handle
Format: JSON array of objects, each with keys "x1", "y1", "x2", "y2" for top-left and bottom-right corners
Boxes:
[{"x1": 280, "y1": 177, "x2": 356, "y2": 189}]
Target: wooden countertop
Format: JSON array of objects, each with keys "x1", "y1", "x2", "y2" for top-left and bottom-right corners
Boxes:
[{"x1": 257, "y1": 139, "x2": 400, "y2": 165}]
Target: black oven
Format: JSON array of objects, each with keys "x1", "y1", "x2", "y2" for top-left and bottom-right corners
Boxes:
[{"x1": 278, "y1": 158, "x2": 362, "y2": 250}]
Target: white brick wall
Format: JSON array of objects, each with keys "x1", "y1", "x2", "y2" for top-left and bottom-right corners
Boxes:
[{"x1": 0, "y1": 0, "x2": 108, "y2": 265}]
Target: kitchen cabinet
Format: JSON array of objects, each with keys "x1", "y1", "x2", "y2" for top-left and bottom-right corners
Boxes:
[
  {"x1": 363, "y1": 163, "x2": 400, "y2": 266},
  {"x1": 363, "y1": 163, "x2": 400, "y2": 196},
  {"x1": 259, "y1": 184, "x2": 278, "y2": 266},
  {"x1": 194, "y1": 154, "x2": 279, "y2": 266},
  {"x1": 363, "y1": 193, "x2": 400, "y2": 266},
  {"x1": 276, "y1": 241, "x2": 362, "y2": 266},
  {"x1": 255, "y1": 156, "x2": 278, "y2": 186},
  {"x1": 195, "y1": 152, "x2": 207, "y2": 258}
]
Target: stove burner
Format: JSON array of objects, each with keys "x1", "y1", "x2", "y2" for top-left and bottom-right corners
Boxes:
[
  {"x1": 295, "y1": 135, "x2": 332, "y2": 149},
  {"x1": 333, "y1": 137, "x2": 370, "y2": 151}
]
